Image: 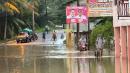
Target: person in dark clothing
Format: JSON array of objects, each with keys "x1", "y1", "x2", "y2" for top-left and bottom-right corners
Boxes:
[
  {"x1": 52, "y1": 31, "x2": 57, "y2": 41},
  {"x1": 61, "y1": 33, "x2": 64, "y2": 39},
  {"x1": 42, "y1": 32, "x2": 46, "y2": 41}
]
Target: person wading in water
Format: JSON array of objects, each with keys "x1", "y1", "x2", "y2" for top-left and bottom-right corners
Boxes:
[{"x1": 52, "y1": 31, "x2": 57, "y2": 41}]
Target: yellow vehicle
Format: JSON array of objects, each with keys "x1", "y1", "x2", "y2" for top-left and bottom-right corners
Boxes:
[{"x1": 16, "y1": 32, "x2": 31, "y2": 43}]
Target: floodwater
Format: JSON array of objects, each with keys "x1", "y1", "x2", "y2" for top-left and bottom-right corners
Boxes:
[{"x1": 0, "y1": 45, "x2": 115, "y2": 73}]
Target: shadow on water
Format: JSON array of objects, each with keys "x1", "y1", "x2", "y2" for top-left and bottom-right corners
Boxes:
[{"x1": 0, "y1": 45, "x2": 114, "y2": 73}]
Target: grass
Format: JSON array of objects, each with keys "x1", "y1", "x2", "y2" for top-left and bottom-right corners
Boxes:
[{"x1": 35, "y1": 27, "x2": 44, "y2": 33}]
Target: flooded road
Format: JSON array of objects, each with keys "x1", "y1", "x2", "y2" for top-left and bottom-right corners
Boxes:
[{"x1": 0, "y1": 44, "x2": 115, "y2": 73}]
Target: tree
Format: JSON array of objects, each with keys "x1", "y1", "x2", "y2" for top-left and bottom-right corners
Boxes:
[
  {"x1": 37, "y1": 0, "x2": 76, "y2": 29},
  {"x1": 0, "y1": 0, "x2": 40, "y2": 40},
  {"x1": 0, "y1": 1, "x2": 20, "y2": 39}
]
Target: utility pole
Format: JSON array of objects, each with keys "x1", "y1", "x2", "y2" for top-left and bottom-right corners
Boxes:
[
  {"x1": 77, "y1": 0, "x2": 80, "y2": 50},
  {"x1": 32, "y1": 8, "x2": 35, "y2": 32},
  {"x1": 88, "y1": 18, "x2": 90, "y2": 50},
  {"x1": 4, "y1": 12, "x2": 7, "y2": 40},
  {"x1": 32, "y1": 2, "x2": 35, "y2": 32},
  {"x1": 45, "y1": 0, "x2": 47, "y2": 16},
  {"x1": 67, "y1": 0, "x2": 70, "y2": 28},
  {"x1": 45, "y1": 0, "x2": 48, "y2": 26},
  {"x1": 87, "y1": 3, "x2": 90, "y2": 50}
]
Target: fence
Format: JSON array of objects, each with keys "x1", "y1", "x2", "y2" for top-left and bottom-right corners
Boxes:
[{"x1": 117, "y1": 1, "x2": 130, "y2": 18}]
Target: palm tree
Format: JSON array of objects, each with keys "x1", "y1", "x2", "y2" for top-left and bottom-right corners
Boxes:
[
  {"x1": 0, "y1": 0, "x2": 40, "y2": 40},
  {"x1": 0, "y1": 1, "x2": 20, "y2": 39}
]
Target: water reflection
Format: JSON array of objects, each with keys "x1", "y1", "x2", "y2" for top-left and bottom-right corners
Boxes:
[
  {"x1": 76, "y1": 58, "x2": 114, "y2": 73},
  {"x1": 0, "y1": 45, "x2": 114, "y2": 73}
]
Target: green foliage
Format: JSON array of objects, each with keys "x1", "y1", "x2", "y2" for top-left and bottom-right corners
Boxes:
[
  {"x1": 35, "y1": 27, "x2": 44, "y2": 32},
  {"x1": 0, "y1": 0, "x2": 40, "y2": 40},
  {"x1": 37, "y1": 0, "x2": 76, "y2": 27},
  {"x1": 90, "y1": 17, "x2": 113, "y2": 48}
]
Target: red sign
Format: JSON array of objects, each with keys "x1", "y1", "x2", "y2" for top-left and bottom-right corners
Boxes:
[{"x1": 66, "y1": 6, "x2": 88, "y2": 24}]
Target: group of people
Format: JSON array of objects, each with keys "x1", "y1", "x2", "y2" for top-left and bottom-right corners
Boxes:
[
  {"x1": 78, "y1": 34, "x2": 104, "y2": 57},
  {"x1": 42, "y1": 30, "x2": 57, "y2": 42},
  {"x1": 42, "y1": 27, "x2": 104, "y2": 57},
  {"x1": 42, "y1": 28, "x2": 64, "y2": 42}
]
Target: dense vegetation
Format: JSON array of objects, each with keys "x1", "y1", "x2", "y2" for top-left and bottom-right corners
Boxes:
[{"x1": 0, "y1": 0, "x2": 40, "y2": 40}]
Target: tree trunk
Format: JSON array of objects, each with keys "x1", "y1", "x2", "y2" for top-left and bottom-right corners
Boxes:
[
  {"x1": 4, "y1": 12, "x2": 7, "y2": 40},
  {"x1": 45, "y1": 0, "x2": 48, "y2": 16},
  {"x1": 11, "y1": 25, "x2": 14, "y2": 38}
]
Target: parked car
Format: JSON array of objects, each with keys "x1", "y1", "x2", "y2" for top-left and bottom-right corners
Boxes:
[{"x1": 16, "y1": 32, "x2": 31, "y2": 43}]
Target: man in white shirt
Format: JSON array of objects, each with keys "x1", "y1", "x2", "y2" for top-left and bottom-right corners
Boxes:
[
  {"x1": 76, "y1": 9, "x2": 87, "y2": 23},
  {"x1": 67, "y1": 9, "x2": 77, "y2": 23},
  {"x1": 67, "y1": 9, "x2": 75, "y2": 18}
]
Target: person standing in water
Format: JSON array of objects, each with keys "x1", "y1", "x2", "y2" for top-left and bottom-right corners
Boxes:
[
  {"x1": 42, "y1": 31, "x2": 46, "y2": 42},
  {"x1": 52, "y1": 31, "x2": 57, "y2": 41}
]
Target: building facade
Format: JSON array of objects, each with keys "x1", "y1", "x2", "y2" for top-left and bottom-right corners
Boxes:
[
  {"x1": 113, "y1": 0, "x2": 130, "y2": 58},
  {"x1": 113, "y1": 0, "x2": 130, "y2": 73}
]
